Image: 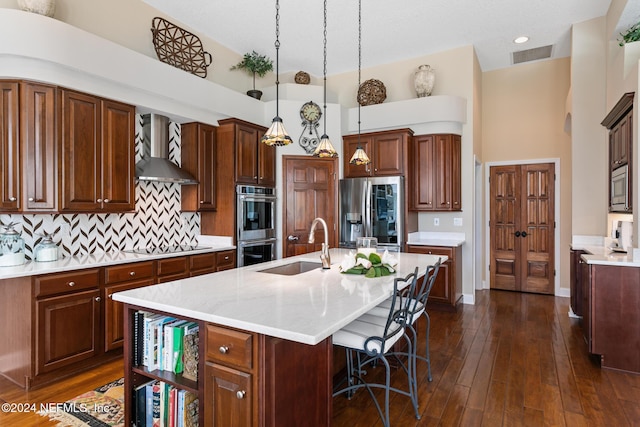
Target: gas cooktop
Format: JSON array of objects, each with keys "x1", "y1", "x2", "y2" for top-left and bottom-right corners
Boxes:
[{"x1": 124, "y1": 245, "x2": 210, "y2": 255}]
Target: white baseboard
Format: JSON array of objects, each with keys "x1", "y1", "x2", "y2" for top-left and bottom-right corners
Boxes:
[
  {"x1": 463, "y1": 293, "x2": 475, "y2": 305},
  {"x1": 555, "y1": 287, "x2": 570, "y2": 298}
]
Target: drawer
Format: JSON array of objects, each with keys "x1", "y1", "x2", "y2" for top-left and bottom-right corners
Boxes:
[
  {"x1": 35, "y1": 268, "x2": 101, "y2": 298},
  {"x1": 104, "y1": 261, "x2": 154, "y2": 284},
  {"x1": 407, "y1": 245, "x2": 453, "y2": 259},
  {"x1": 157, "y1": 256, "x2": 188, "y2": 277},
  {"x1": 216, "y1": 250, "x2": 236, "y2": 271},
  {"x1": 206, "y1": 324, "x2": 254, "y2": 369},
  {"x1": 190, "y1": 253, "x2": 216, "y2": 273}
]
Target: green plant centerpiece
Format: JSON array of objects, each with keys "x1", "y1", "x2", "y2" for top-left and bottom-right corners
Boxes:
[
  {"x1": 619, "y1": 21, "x2": 640, "y2": 46},
  {"x1": 230, "y1": 51, "x2": 273, "y2": 99},
  {"x1": 339, "y1": 250, "x2": 398, "y2": 278}
]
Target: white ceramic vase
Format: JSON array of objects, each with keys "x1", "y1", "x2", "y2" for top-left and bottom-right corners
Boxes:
[
  {"x1": 17, "y1": 0, "x2": 55, "y2": 17},
  {"x1": 414, "y1": 64, "x2": 435, "y2": 97}
]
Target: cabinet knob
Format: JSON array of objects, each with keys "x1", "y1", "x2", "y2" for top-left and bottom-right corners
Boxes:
[
  {"x1": 9, "y1": 197, "x2": 16, "y2": 201},
  {"x1": 103, "y1": 199, "x2": 110, "y2": 203},
  {"x1": 28, "y1": 197, "x2": 34, "y2": 202},
  {"x1": 97, "y1": 198, "x2": 102, "y2": 203},
  {"x1": 108, "y1": 293, "x2": 113, "y2": 299},
  {"x1": 68, "y1": 281, "x2": 75, "y2": 287},
  {"x1": 259, "y1": 176, "x2": 263, "y2": 180},
  {"x1": 224, "y1": 256, "x2": 229, "y2": 260},
  {"x1": 254, "y1": 176, "x2": 258, "y2": 180},
  {"x1": 236, "y1": 390, "x2": 246, "y2": 399},
  {"x1": 129, "y1": 271, "x2": 136, "y2": 276},
  {"x1": 219, "y1": 345, "x2": 229, "y2": 354},
  {"x1": 95, "y1": 297, "x2": 101, "y2": 302}
]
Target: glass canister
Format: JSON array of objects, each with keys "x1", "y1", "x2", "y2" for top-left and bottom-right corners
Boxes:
[
  {"x1": 34, "y1": 231, "x2": 59, "y2": 262},
  {"x1": 356, "y1": 236, "x2": 378, "y2": 257},
  {"x1": 0, "y1": 222, "x2": 26, "y2": 267}
]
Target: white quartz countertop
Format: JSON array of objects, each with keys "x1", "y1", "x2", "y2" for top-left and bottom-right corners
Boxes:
[
  {"x1": 0, "y1": 244, "x2": 235, "y2": 280},
  {"x1": 112, "y1": 248, "x2": 446, "y2": 345},
  {"x1": 407, "y1": 232, "x2": 465, "y2": 247},
  {"x1": 570, "y1": 238, "x2": 640, "y2": 267}
]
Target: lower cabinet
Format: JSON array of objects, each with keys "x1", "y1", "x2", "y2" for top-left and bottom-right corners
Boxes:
[
  {"x1": 157, "y1": 256, "x2": 189, "y2": 283},
  {"x1": 205, "y1": 363, "x2": 253, "y2": 427},
  {"x1": 569, "y1": 249, "x2": 585, "y2": 317},
  {"x1": 215, "y1": 250, "x2": 236, "y2": 272},
  {"x1": 407, "y1": 244, "x2": 462, "y2": 311}
]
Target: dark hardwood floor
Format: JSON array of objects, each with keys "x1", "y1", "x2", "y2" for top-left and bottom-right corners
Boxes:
[{"x1": 2, "y1": 289, "x2": 639, "y2": 426}]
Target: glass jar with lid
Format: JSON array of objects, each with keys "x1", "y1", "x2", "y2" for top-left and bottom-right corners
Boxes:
[
  {"x1": 0, "y1": 222, "x2": 26, "y2": 267},
  {"x1": 34, "y1": 231, "x2": 59, "y2": 262}
]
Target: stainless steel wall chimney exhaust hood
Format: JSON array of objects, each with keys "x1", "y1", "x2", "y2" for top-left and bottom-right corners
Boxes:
[{"x1": 135, "y1": 113, "x2": 198, "y2": 184}]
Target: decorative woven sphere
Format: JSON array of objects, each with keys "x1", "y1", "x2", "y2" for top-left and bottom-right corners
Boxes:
[
  {"x1": 357, "y1": 79, "x2": 386, "y2": 106},
  {"x1": 294, "y1": 71, "x2": 310, "y2": 85}
]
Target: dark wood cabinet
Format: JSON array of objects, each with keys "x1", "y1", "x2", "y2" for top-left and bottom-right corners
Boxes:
[
  {"x1": 569, "y1": 249, "x2": 585, "y2": 317},
  {"x1": 182, "y1": 122, "x2": 217, "y2": 212},
  {"x1": 233, "y1": 120, "x2": 274, "y2": 187},
  {"x1": 343, "y1": 129, "x2": 412, "y2": 178},
  {"x1": 581, "y1": 262, "x2": 640, "y2": 373},
  {"x1": 205, "y1": 363, "x2": 253, "y2": 427},
  {"x1": 409, "y1": 133, "x2": 462, "y2": 211},
  {"x1": 215, "y1": 250, "x2": 236, "y2": 272},
  {"x1": 60, "y1": 89, "x2": 135, "y2": 212},
  {"x1": 189, "y1": 252, "x2": 217, "y2": 276},
  {"x1": 156, "y1": 256, "x2": 189, "y2": 283},
  {"x1": 0, "y1": 81, "x2": 20, "y2": 212},
  {"x1": 407, "y1": 244, "x2": 462, "y2": 311},
  {"x1": 602, "y1": 92, "x2": 633, "y2": 213},
  {"x1": 21, "y1": 82, "x2": 58, "y2": 211}
]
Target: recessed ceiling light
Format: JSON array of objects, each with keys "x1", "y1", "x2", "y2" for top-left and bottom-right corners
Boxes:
[{"x1": 514, "y1": 36, "x2": 529, "y2": 44}]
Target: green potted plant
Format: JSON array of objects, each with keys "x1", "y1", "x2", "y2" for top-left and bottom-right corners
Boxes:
[
  {"x1": 618, "y1": 21, "x2": 640, "y2": 46},
  {"x1": 230, "y1": 51, "x2": 273, "y2": 99}
]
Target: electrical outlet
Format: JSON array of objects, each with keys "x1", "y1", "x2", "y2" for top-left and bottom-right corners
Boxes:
[
  {"x1": 433, "y1": 218, "x2": 440, "y2": 226},
  {"x1": 454, "y1": 217, "x2": 463, "y2": 227}
]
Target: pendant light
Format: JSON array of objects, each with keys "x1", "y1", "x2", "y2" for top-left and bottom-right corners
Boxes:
[
  {"x1": 313, "y1": 0, "x2": 338, "y2": 158},
  {"x1": 349, "y1": 0, "x2": 371, "y2": 166},
  {"x1": 262, "y1": 0, "x2": 293, "y2": 146}
]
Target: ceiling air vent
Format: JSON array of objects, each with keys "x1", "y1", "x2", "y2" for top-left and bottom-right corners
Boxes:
[{"x1": 512, "y1": 45, "x2": 553, "y2": 65}]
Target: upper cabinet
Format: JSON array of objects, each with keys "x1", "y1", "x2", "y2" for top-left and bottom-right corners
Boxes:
[
  {"x1": 343, "y1": 129, "x2": 412, "y2": 178},
  {"x1": 59, "y1": 89, "x2": 135, "y2": 213},
  {"x1": 181, "y1": 122, "x2": 217, "y2": 212},
  {"x1": 409, "y1": 133, "x2": 461, "y2": 212},
  {"x1": 0, "y1": 81, "x2": 20, "y2": 212},
  {"x1": 233, "y1": 120, "x2": 274, "y2": 187}
]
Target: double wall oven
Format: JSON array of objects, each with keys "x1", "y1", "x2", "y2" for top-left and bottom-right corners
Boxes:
[{"x1": 236, "y1": 185, "x2": 276, "y2": 267}]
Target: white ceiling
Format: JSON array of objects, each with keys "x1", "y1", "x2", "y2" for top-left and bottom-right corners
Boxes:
[{"x1": 141, "y1": 0, "x2": 639, "y2": 76}]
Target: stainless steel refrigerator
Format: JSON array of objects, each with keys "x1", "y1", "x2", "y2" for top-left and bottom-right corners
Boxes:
[{"x1": 339, "y1": 176, "x2": 403, "y2": 251}]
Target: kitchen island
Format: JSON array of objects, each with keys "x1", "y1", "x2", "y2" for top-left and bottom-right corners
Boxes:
[{"x1": 113, "y1": 248, "x2": 445, "y2": 426}]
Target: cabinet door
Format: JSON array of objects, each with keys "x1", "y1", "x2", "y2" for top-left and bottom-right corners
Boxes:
[
  {"x1": 101, "y1": 99, "x2": 135, "y2": 212},
  {"x1": 0, "y1": 81, "x2": 20, "y2": 212},
  {"x1": 21, "y1": 82, "x2": 57, "y2": 211},
  {"x1": 182, "y1": 123, "x2": 217, "y2": 211},
  {"x1": 343, "y1": 136, "x2": 372, "y2": 178},
  {"x1": 104, "y1": 279, "x2": 154, "y2": 351},
  {"x1": 409, "y1": 135, "x2": 434, "y2": 210},
  {"x1": 235, "y1": 124, "x2": 259, "y2": 184},
  {"x1": 204, "y1": 362, "x2": 253, "y2": 427},
  {"x1": 60, "y1": 89, "x2": 102, "y2": 211},
  {"x1": 36, "y1": 289, "x2": 101, "y2": 375},
  {"x1": 258, "y1": 141, "x2": 276, "y2": 187},
  {"x1": 434, "y1": 134, "x2": 453, "y2": 210},
  {"x1": 373, "y1": 132, "x2": 404, "y2": 176},
  {"x1": 215, "y1": 250, "x2": 236, "y2": 271},
  {"x1": 450, "y1": 135, "x2": 461, "y2": 210}
]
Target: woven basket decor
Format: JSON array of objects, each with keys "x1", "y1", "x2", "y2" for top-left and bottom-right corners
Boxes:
[
  {"x1": 357, "y1": 79, "x2": 387, "y2": 106},
  {"x1": 151, "y1": 17, "x2": 212, "y2": 78},
  {"x1": 295, "y1": 71, "x2": 311, "y2": 84}
]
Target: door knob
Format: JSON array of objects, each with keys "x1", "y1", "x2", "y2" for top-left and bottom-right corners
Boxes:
[
  {"x1": 521, "y1": 231, "x2": 528, "y2": 237},
  {"x1": 514, "y1": 231, "x2": 521, "y2": 237},
  {"x1": 287, "y1": 235, "x2": 299, "y2": 242}
]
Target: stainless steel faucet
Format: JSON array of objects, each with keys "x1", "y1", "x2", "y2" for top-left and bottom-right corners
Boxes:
[{"x1": 308, "y1": 217, "x2": 331, "y2": 269}]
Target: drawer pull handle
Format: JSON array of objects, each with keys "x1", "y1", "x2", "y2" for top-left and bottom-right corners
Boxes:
[
  {"x1": 130, "y1": 271, "x2": 136, "y2": 276},
  {"x1": 219, "y1": 345, "x2": 229, "y2": 354},
  {"x1": 68, "y1": 281, "x2": 75, "y2": 287},
  {"x1": 95, "y1": 297, "x2": 101, "y2": 302},
  {"x1": 236, "y1": 390, "x2": 246, "y2": 399}
]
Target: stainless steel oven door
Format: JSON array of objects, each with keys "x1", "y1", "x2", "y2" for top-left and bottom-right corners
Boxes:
[
  {"x1": 237, "y1": 239, "x2": 276, "y2": 267},
  {"x1": 237, "y1": 191, "x2": 276, "y2": 241}
]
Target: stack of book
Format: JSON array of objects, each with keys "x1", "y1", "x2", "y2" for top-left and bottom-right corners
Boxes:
[
  {"x1": 134, "y1": 311, "x2": 199, "y2": 378},
  {"x1": 134, "y1": 379, "x2": 199, "y2": 427}
]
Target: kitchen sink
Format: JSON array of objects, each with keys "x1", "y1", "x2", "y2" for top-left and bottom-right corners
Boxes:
[{"x1": 258, "y1": 261, "x2": 323, "y2": 276}]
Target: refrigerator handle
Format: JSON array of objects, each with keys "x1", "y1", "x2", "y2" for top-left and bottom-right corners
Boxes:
[{"x1": 365, "y1": 180, "x2": 372, "y2": 236}]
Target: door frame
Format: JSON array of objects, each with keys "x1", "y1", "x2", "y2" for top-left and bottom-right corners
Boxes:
[{"x1": 484, "y1": 158, "x2": 562, "y2": 296}]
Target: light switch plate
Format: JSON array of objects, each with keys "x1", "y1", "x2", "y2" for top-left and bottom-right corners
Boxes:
[
  {"x1": 433, "y1": 218, "x2": 440, "y2": 226},
  {"x1": 454, "y1": 218, "x2": 463, "y2": 227}
]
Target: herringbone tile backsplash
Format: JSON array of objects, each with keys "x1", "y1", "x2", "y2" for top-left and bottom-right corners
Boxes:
[{"x1": 0, "y1": 115, "x2": 200, "y2": 260}]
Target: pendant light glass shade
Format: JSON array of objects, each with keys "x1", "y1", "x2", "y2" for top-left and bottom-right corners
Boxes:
[
  {"x1": 349, "y1": 0, "x2": 371, "y2": 166},
  {"x1": 313, "y1": 0, "x2": 337, "y2": 158},
  {"x1": 262, "y1": 0, "x2": 292, "y2": 147}
]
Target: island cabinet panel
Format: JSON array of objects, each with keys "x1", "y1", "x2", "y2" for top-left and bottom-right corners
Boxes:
[
  {"x1": 407, "y1": 245, "x2": 462, "y2": 311},
  {"x1": 569, "y1": 249, "x2": 585, "y2": 317},
  {"x1": 0, "y1": 81, "x2": 20, "y2": 212},
  {"x1": 343, "y1": 129, "x2": 412, "y2": 178},
  {"x1": 181, "y1": 122, "x2": 217, "y2": 212},
  {"x1": 581, "y1": 263, "x2": 640, "y2": 373},
  {"x1": 205, "y1": 363, "x2": 253, "y2": 427},
  {"x1": 20, "y1": 82, "x2": 58, "y2": 211}
]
